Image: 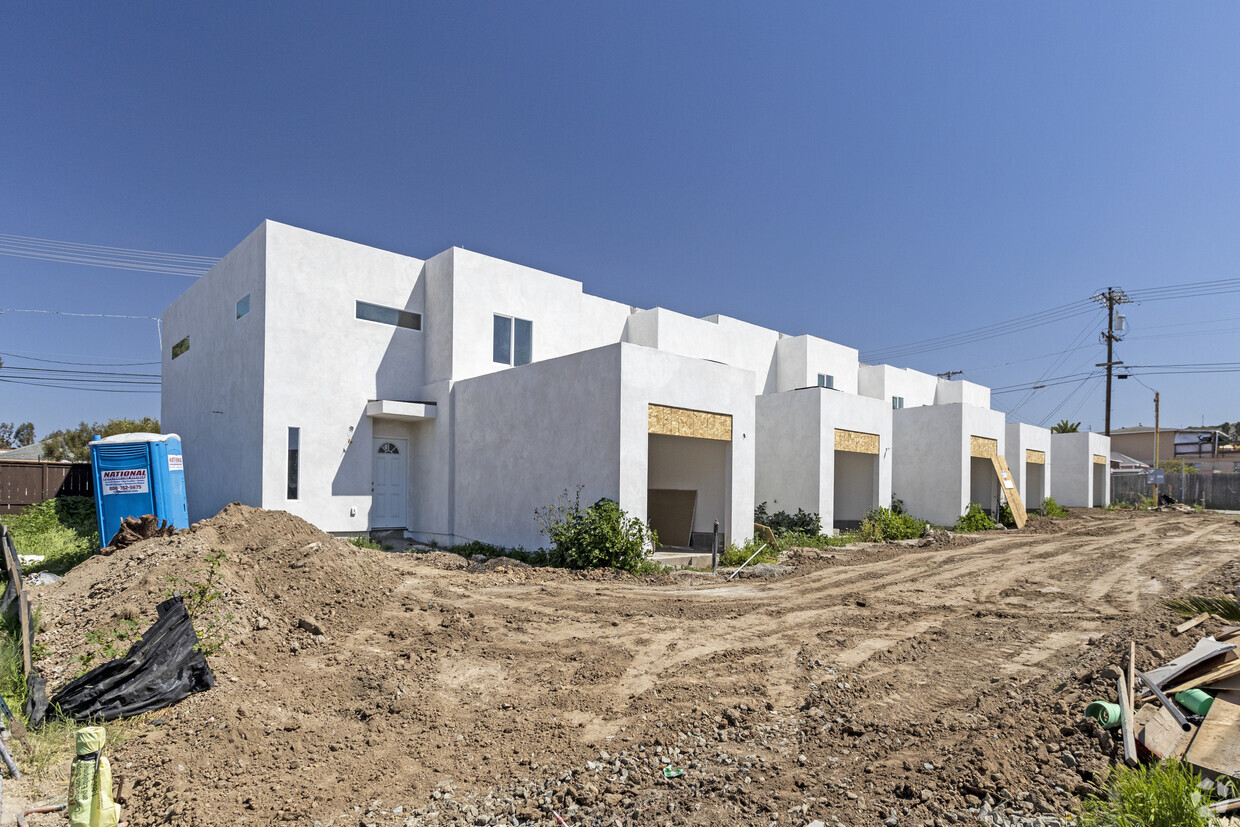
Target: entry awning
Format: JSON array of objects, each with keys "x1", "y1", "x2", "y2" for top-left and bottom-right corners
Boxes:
[{"x1": 365, "y1": 400, "x2": 437, "y2": 422}]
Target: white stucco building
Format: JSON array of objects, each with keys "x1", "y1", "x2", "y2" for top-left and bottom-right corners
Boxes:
[
  {"x1": 1050, "y1": 431, "x2": 1112, "y2": 508},
  {"x1": 162, "y1": 222, "x2": 1107, "y2": 549}
]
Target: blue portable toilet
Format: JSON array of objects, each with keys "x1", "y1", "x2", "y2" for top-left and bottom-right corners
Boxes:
[{"x1": 89, "y1": 433, "x2": 189, "y2": 546}]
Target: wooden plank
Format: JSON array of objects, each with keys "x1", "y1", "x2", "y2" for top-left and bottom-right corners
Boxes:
[
  {"x1": 1175, "y1": 613, "x2": 1210, "y2": 636},
  {"x1": 991, "y1": 456, "x2": 1027, "y2": 528},
  {"x1": 1137, "y1": 705, "x2": 1196, "y2": 759},
  {"x1": 1217, "y1": 626, "x2": 1240, "y2": 642},
  {"x1": 1165, "y1": 659, "x2": 1240, "y2": 695},
  {"x1": 1118, "y1": 674, "x2": 1138, "y2": 767},
  {"x1": 1128, "y1": 641, "x2": 1137, "y2": 713},
  {"x1": 1184, "y1": 690, "x2": 1240, "y2": 778},
  {"x1": 18, "y1": 591, "x2": 32, "y2": 674},
  {"x1": 1199, "y1": 673, "x2": 1240, "y2": 692}
]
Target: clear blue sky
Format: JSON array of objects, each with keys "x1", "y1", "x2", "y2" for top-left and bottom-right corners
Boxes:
[{"x1": 2, "y1": 2, "x2": 1239, "y2": 438}]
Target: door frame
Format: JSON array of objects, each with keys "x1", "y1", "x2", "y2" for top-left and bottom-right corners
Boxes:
[{"x1": 372, "y1": 436, "x2": 408, "y2": 529}]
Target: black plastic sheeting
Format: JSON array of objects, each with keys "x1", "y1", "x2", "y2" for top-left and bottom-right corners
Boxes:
[{"x1": 47, "y1": 597, "x2": 215, "y2": 724}]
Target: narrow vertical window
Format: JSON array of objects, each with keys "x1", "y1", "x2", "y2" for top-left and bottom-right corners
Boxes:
[
  {"x1": 892, "y1": 396, "x2": 904, "y2": 410},
  {"x1": 817, "y1": 373, "x2": 834, "y2": 389},
  {"x1": 287, "y1": 427, "x2": 300, "y2": 499},
  {"x1": 236, "y1": 294, "x2": 251, "y2": 318},
  {"x1": 493, "y1": 315, "x2": 512, "y2": 364},
  {"x1": 514, "y1": 318, "x2": 533, "y2": 366}
]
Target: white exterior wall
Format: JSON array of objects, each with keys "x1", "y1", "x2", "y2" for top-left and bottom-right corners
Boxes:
[
  {"x1": 754, "y1": 389, "x2": 891, "y2": 532},
  {"x1": 935, "y1": 379, "x2": 991, "y2": 408},
  {"x1": 451, "y1": 342, "x2": 753, "y2": 549},
  {"x1": 858, "y1": 364, "x2": 939, "y2": 409},
  {"x1": 774, "y1": 335, "x2": 860, "y2": 394},
  {"x1": 1050, "y1": 431, "x2": 1112, "y2": 508},
  {"x1": 1005, "y1": 423, "x2": 1053, "y2": 509},
  {"x1": 623, "y1": 308, "x2": 780, "y2": 395},
  {"x1": 259, "y1": 222, "x2": 428, "y2": 533},
  {"x1": 892, "y1": 403, "x2": 1006, "y2": 526},
  {"x1": 162, "y1": 223, "x2": 268, "y2": 522}
]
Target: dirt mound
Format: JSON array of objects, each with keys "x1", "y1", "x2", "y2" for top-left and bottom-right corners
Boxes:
[{"x1": 13, "y1": 506, "x2": 1240, "y2": 827}]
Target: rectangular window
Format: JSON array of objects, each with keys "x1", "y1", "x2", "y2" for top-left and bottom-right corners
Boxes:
[
  {"x1": 817, "y1": 373, "x2": 834, "y2": 389},
  {"x1": 892, "y1": 396, "x2": 904, "y2": 410},
  {"x1": 287, "y1": 427, "x2": 300, "y2": 500},
  {"x1": 514, "y1": 317, "x2": 533, "y2": 366},
  {"x1": 493, "y1": 314, "x2": 533, "y2": 366},
  {"x1": 171, "y1": 336, "x2": 190, "y2": 359},
  {"x1": 356, "y1": 300, "x2": 420, "y2": 330},
  {"x1": 493, "y1": 315, "x2": 512, "y2": 364},
  {"x1": 236, "y1": 294, "x2": 250, "y2": 319}
]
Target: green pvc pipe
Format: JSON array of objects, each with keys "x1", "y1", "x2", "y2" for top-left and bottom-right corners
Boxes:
[
  {"x1": 1176, "y1": 689, "x2": 1215, "y2": 716},
  {"x1": 1085, "y1": 701, "x2": 1122, "y2": 729}
]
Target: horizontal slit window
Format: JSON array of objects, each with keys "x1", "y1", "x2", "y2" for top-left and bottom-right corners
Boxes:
[{"x1": 356, "y1": 301, "x2": 420, "y2": 330}]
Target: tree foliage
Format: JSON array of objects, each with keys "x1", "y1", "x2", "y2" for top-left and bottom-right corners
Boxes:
[
  {"x1": 41, "y1": 417, "x2": 160, "y2": 462},
  {"x1": 1159, "y1": 458, "x2": 1198, "y2": 474},
  {"x1": 1050, "y1": 419, "x2": 1081, "y2": 434},
  {"x1": 0, "y1": 422, "x2": 35, "y2": 449}
]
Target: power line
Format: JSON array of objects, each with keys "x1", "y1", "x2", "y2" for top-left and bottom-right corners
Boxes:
[
  {"x1": 0, "y1": 350, "x2": 159, "y2": 367},
  {"x1": 0, "y1": 307, "x2": 160, "y2": 321},
  {"x1": 0, "y1": 377, "x2": 159, "y2": 394},
  {"x1": 0, "y1": 233, "x2": 215, "y2": 277}
]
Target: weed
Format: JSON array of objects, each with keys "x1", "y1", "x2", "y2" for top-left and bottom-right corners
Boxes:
[
  {"x1": 165, "y1": 549, "x2": 232, "y2": 658},
  {"x1": 76, "y1": 618, "x2": 141, "y2": 674},
  {"x1": 633, "y1": 559, "x2": 672, "y2": 576},
  {"x1": 753, "y1": 503, "x2": 821, "y2": 536},
  {"x1": 1077, "y1": 759, "x2": 1213, "y2": 827},
  {"x1": 774, "y1": 530, "x2": 855, "y2": 550},
  {"x1": 3, "y1": 496, "x2": 99, "y2": 575},
  {"x1": 1039, "y1": 497, "x2": 1068, "y2": 518},
  {"x1": 997, "y1": 501, "x2": 1016, "y2": 528},
  {"x1": 857, "y1": 507, "x2": 928, "y2": 542},
  {"x1": 347, "y1": 535, "x2": 385, "y2": 550},
  {"x1": 1163, "y1": 595, "x2": 1240, "y2": 624},
  {"x1": 720, "y1": 539, "x2": 779, "y2": 567},
  {"x1": 954, "y1": 503, "x2": 997, "y2": 533}
]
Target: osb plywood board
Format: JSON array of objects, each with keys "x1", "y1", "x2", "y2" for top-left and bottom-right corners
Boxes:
[
  {"x1": 648, "y1": 404, "x2": 732, "y2": 442},
  {"x1": 970, "y1": 436, "x2": 998, "y2": 459},
  {"x1": 1184, "y1": 690, "x2": 1240, "y2": 777},
  {"x1": 1026, "y1": 449, "x2": 1046, "y2": 465},
  {"x1": 991, "y1": 455, "x2": 1027, "y2": 528},
  {"x1": 1138, "y1": 705, "x2": 1195, "y2": 760},
  {"x1": 834, "y1": 429, "x2": 879, "y2": 455},
  {"x1": 1094, "y1": 454, "x2": 1107, "y2": 465}
]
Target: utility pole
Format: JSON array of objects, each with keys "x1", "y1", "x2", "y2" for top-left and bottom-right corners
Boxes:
[
  {"x1": 936, "y1": 370, "x2": 964, "y2": 380},
  {"x1": 1153, "y1": 391, "x2": 1160, "y2": 501},
  {"x1": 1093, "y1": 287, "x2": 1131, "y2": 436}
]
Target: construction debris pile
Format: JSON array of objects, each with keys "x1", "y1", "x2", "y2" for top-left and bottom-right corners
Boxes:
[{"x1": 1081, "y1": 612, "x2": 1240, "y2": 818}]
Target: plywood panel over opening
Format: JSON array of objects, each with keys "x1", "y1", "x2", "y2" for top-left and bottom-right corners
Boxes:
[
  {"x1": 992, "y1": 455, "x2": 1026, "y2": 528},
  {"x1": 648, "y1": 404, "x2": 732, "y2": 442},
  {"x1": 970, "y1": 436, "x2": 998, "y2": 459},
  {"x1": 1093, "y1": 453, "x2": 1107, "y2": 465},
  {"x1": 834, "y1": 429, "x2": 879, "y2": 455},
  {"x1": 1026, "y1": 449, "x2": 1046, "y2": 465},
  {"x1": 647, "y1": 489, "x2": 696, "y2": 547}
]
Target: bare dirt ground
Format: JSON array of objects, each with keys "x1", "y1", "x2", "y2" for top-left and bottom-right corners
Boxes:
[{"x1": 9, "y1": 505, "x2": 1240, "y2": 826}]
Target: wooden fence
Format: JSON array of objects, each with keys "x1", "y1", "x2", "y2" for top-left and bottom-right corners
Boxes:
[
  {"x1": 0, "y1": 460, "x2": 92, "y2": 516},
  {"x1": 1112, "y1": 471, "x2": 1240, "y2": 511}
]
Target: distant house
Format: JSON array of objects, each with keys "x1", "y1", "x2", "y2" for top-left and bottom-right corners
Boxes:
[
  {"x1": 0, "y1": 441, "x2": 56, "y2": 462},
  {"x1": 1110, "y1": 451, "x2": 1150, "y2": 472},
  {"x1": 1110, "y1": 427, "x2": 1238, "y2": 473}
]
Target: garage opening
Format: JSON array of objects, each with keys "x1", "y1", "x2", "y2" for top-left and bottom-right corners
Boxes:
[
  {"x1": 1093, "y1": 462, "x2": 1107, "y2": 507},
  {"x1": 833, "y1": 451, "x2": 878, "y2": 531},
  {"x1": 648, "y1": 433, "x2": 728, "y2": 550},
  {"x1": 969, "y1": 457, "x2": 998, "y2": 517},
  {"x1": 1025, "y1": 462, "x2": 1045, "y2": 510}
]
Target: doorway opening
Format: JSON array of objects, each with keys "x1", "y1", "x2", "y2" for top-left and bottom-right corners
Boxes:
[
  {"x1": 1026, "y1": 463, "x2": 1045, "y2": 510},
  {"x1": 1093, "y1": 463, "x2": 1107, "y2": 507},
  {"x1": 647, "y1": 433, "x2": 728, "y2": 550},
  {"x1": 969, "y1": 456, "x2": 998, "y2": 517},
  {"x1": 833, "y1": 451, "x2": 878, "y2": 531}
]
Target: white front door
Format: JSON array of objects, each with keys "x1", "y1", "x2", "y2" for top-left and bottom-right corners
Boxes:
[{"x1": 372, "y1": 438, "x2": 407, "y2": 528}]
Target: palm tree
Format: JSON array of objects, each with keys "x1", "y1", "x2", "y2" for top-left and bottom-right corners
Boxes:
[{"x1": 1050, "y1": 419, "x2": 1081, "y2": 434}]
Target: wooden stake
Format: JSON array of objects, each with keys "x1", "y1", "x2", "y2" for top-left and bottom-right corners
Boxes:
[
  {"x1": 18, "y1": 591, "x2": 32, "y2": 675},
  {"x1": 1117, "y1": 674, "x2": 1138, "y2": 767},
  {"x1": 1174, "y1": 613, "x2": 1210, "y2": 636},
  {"x1": 1128, "y1": 641, "x2": 1136, "y2": 712}
]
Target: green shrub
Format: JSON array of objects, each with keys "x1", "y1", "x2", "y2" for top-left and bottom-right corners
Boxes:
[
  {"x1": 445, "y1": 540, "x2": 547, "y2": 567},
  {"x1": 347, "y1": 535, "x2": 385, "y2": 550},
  {"x1": 720, "y1": 539, "x2": 779, "y2": 567},
  {"x1": 754, "y1": 502, "x2": 821, "y2": 536},
  {"x1": 774, "y1": 530, "x2": 854, "y2": 550},
  {"x1": 1039, "y1": 496, "x2": 1068, "y2": 517},
  {"x1": 997, "y1": 501, "x2": 1016, "y2": 528},
  {"x1": 954, "y1": 503, "x2": 997, "y2": 533},
  {"x1": 535, "y1": 489, "x2": 655, "y2": 574},
  {"x1": 4, "y1": 496, "x2": 99, "y2": 575},
  {"x1": 857, "y1": 507, "x2": 928, "y2": 542},
  {"x1": 1077, "y1": 760, "x2": 1213, "y2": 827}
]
